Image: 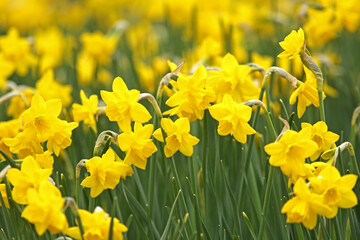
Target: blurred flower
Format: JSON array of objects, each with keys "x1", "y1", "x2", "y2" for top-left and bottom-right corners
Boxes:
[
  {"x1": 301, "y1": 121, "x2": 339, "y2": 161},
  {"x1": 0, "y1": 53, "x2": 15, "y2": 90},
  {"x1": 6, "y1": 88, "x2": 35, "y2": 118},
  {"x1": 80, "y1": 31, "x2": 118, "y2": 65},
  {"x1": 72, "y1": 90, "x2": 98, "y2": 132},
  {"x1": 158, "y1": 117, "x2": 199, "y2": 158},
  {"x1": 164, "y1": 65, "x2": 215, "y2": 122},
  {"x1": 0, "y1": 183, "x2": 9, "y2": 208},
  {"x1": 0, "y1": 27, "x2": 36, "y2": 76},
  {"x1": 65, "y1": 208, "x2": 127, "y2": 240},
  {"x1": 100, "y1": 76, "x2": 151, "y2": 132},
  {"x1": 35, "y1": 27, "x2": 65, "y2": 73},
  {"x1": 118, "y1": 122, "x2": 157, "y2": 170},
  {"x1": 36, "y1": 69, "x2": 72, "y2": 107},
  {"x1": 209, "y1": 94, "x2": 256, "y2": 143},
  {"x1": 77, "y1": 52, "x2": 95, "y2": 86},
  {"x1": 21, "y1": 181, "x2": 68, "y2": 236},
  {"x1": 0, "y1": 118, "x2": 23, "y2": 159},
  {"x1": 6, "y1": 155, "x2": 52, "y2": 204},
  {"x1": 81, "y1": 148, "x2": 132, "y2": 198}
]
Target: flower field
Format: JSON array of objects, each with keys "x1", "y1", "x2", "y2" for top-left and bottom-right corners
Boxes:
[{"x1": 0, "y1": 0, "x2": 360, "y2": 239}]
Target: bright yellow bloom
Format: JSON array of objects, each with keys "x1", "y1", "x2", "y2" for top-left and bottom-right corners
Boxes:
[
  {"x1": 264, "y1": 128, "x2": 318, "y2": 183},
  {"x1": 34, "y1": 151, "x2": 54, "y2": 170},
  {"x1": 21, "y1": 181, "x2": 68, "y2": 236},
  {"x1": 0, "y1": 118, "x2": 23, "y2": 159},
  {"x1": 159, "y1": 117, "x2": 199, "y2": 158},
  {"x1": 207, "y1": 53, "x2": 260, "y2": 103},
  {"x1": 72, "y1": 90, "x2": 99, "y2": 132},
  {"x1": 281, "y1": 178, "x2": 331, "y2": 229},
  {"x1": 3, "y1": 126, "x2": 43, "y2": 158},
  {"x1": 65, "y1": 208, "x2": 127, "y2": 240},
  {"x1": 309, "y1": 165, "x2": 358, "y2": 218},
  {"x1": 81, "y1": 148, "x2": 133, "y2": 198},
  {"x1": 6, "y1": 155, "x2": 52, "y2": 204},
  {"x1": 0, "y1": 184, "x2": 9, "y2": 208},
  {"x1": 209, "y1": 94, "x2": 256, "y2": 143},
  {"x1": 290, "y1": 66, "x2": 326, "y2": 118},
  {"x1": 164, "y1": 65, "x2": 216, "y2": 122},
  {"x1": 278, "y1": 28, "x2": 305, "y2": 59},
  {"x1": 117, "y1": 122, "x2": 157, "y2": 170},
  {"x1": 76, "y1": 52, "x2": 95, "y2": 86},
  {"x1": 301, "y1": 121, "x2": 339, "y2": 161},
  {"x1": 80, "y1": 31, "x2": 118, "y2": 65},
  {"x1": 100, "y1": 77, "x2": 152, "y2": 132},
  {"x1": 0, "y1": 53, "x2": 14, "y2": 90},
  {"x1": 22, "y1": 94, "x2": 63, "y2": 142},
  {"x1": 36, "y1": 69, "x2": 73, "y2": 107}
]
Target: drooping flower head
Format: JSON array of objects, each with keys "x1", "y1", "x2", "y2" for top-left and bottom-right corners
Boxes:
[{"x1": 72, "y1": 90, "x2": 99, "y2": 132}]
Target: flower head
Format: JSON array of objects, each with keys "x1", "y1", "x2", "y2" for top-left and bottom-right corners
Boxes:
[
  {"x1": 117, "y1": 122, "x2": 157, "y2": 170},
  {"x1": 158, "y1": 117, "x2": 199, "y2": 158},
  {"x1": 81, "y1": 148, "x2": 133, "y2": 198},
  {"x1": 21, "y1": 181, "x2": 68, "y2": 235},
  {"x1": 278, "y1": 28, "x2": 305, "y2": 59},
  {"x1": 281, "y1": 178, "x2": 331, "y2": 229},
  {"x1": 65, "y1": 208, "x2": 127, "y2": 240},
  {"x1": 100, "y1": 77, "x2": 152, "y2": 132},
  {"x1": 163, "y1": 65, "x2": 216, "y2": 122},
  {"x1": 209, "y1": 94, "x2": 256, "y2": 143},
  {"x1": 301, "y1": 121, "x2": 339, "y2": 161},
  {"x1": 6, "y1": 155, "x2": 52, "y2": 204},
  {"x1": 0, "y1": 184, "x2": 9, "y2": 208},
  {"x1": 264, "y1": 128, "x2": 318, "y2": 184}
]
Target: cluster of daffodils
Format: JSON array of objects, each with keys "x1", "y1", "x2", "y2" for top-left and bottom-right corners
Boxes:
[{"x1": 263, "y1": 28, "x2": 358, "y2": 229}]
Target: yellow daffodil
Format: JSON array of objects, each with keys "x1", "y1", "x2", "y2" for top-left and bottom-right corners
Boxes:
[
  {"x1": 207, "y1": 53, "x2": 260, "y2": 103},
  {"x1": 21, "y1": 181, "x2": 68, "y2": 236},
  {"x1": 3, "y1": 126, "x2": 43, "y2": 158},
  {"x1": 76, "y1": 52, "x2": 95, "y2": 86},
  {"x1": 34, "y1": 151, "x2": 54, "y2": 170},
  {"x1": 159, "y1": 117, "x2": 199, "y2": 158},
  {"x1": 117, "y1": 122, "x2": 157, "y2": 170},
  {"x1": 36, "y1": 69, "x2": 73, "y2": 107},
  {"x1": 6, "y1": 155, "x2": 52, "y2": 204},
  {"x1": 0, "y1": 118, "x2": 23, "y2": 159},
  {"x1": 65, "y1": 208, "x2": 127, "y2": 240},
  {"x1": 80, "y1": 31, "x2": 118, "y2": 65},
  {"x1": 278, "y1": 28, "x2": 305, "y2": 59},
  {"x1": 81, "y1": 148, "x2": 133, "y2": 198},
  {"x1": 0, "y1": 184, "x2": 9, "y2": 208},
  {"x1": 309, "y1": 165, "x2": 358, "y2": 218},
  {"x1": 264, "y1": 128, "x2": 318, "y2": 183},
  {"x1": 0, "y1": 53, "x2": 14, "y2": 90},
  {"x1": 163, "y1": 65, "x2": 215, "y2": 122},
  {"x1": 209, "y1": 94, "x2": 256, "y2": 143},
  {"x1": 0, "y1": 27, "x2": 36, "y2": 76},
  {"x1": 301, "y1": 121, "x2": 339, "y2": 161},
  {"x1": 281, "y1": 178, "x2": 331, "y2": 229},
  {"x1": 35, "y1": 27, "x2": 65, "y2": 73},
  {"x1": 22, "y1": 94, "x2": 63, "y2": 142},
  {"x1": 290, "y1": 66, "x2": 326, "y2": 118},
  {"x1": 72, "y1": 90, "x2": 99, "y2": 132},
  {"x1": 100, "y1": 77, "x2": 152, "y2": 132}
]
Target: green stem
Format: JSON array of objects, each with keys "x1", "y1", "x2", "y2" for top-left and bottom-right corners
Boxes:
[{"x1": 318, "y1": 90, "x2": 326, "y2": 122}]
